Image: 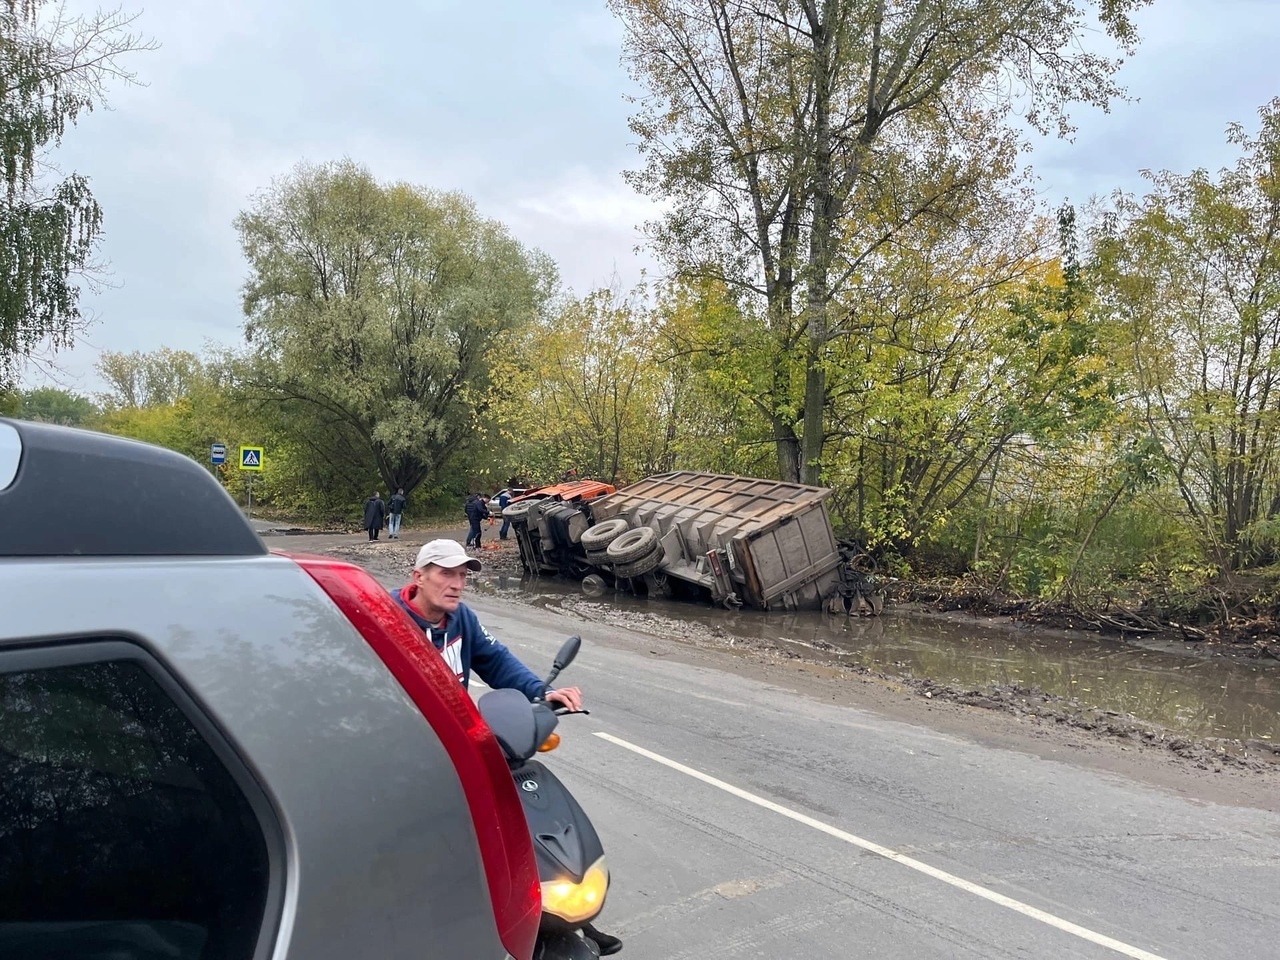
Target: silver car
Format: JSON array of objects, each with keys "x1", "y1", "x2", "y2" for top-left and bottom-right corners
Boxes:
[{"x1": 0, "y1": 418, "x2": 541, "y2": 960}]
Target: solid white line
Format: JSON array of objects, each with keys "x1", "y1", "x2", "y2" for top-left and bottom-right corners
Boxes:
[{"x1": 594, "y1": 731, "x2": 1171, "y2": 960}]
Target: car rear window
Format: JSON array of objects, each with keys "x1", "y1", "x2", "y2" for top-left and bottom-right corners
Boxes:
[{"x1": 0, "y1": 655, "x2": 272, "y2": 960}]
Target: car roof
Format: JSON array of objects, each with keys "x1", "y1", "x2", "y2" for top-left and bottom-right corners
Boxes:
[{"x1": 0, "y1": 417, "x2": 265, "y2": 558}]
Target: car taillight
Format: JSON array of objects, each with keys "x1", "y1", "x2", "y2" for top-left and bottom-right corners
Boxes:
[{"x1": 288, "y1": 553, "x2": 541, "y2": 960}]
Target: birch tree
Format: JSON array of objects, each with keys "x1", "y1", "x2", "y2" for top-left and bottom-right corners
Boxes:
[{"x1": 0, "y1": 1, "x2": 154, "y2": 381}]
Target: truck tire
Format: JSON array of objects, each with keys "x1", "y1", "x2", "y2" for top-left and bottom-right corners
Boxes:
[
  {"x1": 503, "y1": 501, "x2": 532, "y2": 522},
  {"x1": 580, "y1": 517, "x2": 630, "y2": 552},
  {"x1": 606, "y1": 527, "x2": 659, "y2": 564},
  {"x1": 612, "y1": 548, "x2": 663, "y2": 579}
]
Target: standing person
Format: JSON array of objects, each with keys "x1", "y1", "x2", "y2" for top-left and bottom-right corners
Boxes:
[
  {"x1": 388, "y1": 487, "x2": 407, "y2": 539},
  {"x1": 363, "y1": 492, "x2": 386, "y2": 541},
  {"x1": 465, "y1": 493, "x2": 490, "y2": 549},
  {"x1": 497, "y1": 488, "x2": 512, "y2": 540},
  {"x1": 463, "y1": 494, "x2": 477, "y2": 548}
]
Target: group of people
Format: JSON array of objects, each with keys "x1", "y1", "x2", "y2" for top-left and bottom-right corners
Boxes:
[
  {"x1": 362, "y1": 488, "x2": 407, "y2": 541},
  {"x1": 364, "y1": 487, "x2": 522, "y2": 547}
]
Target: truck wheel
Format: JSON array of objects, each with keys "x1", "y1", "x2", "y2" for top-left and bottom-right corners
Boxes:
[
  {"x1": 605, "y1": 527, "x2": 659, "y2": 564},
  {"x1": 580, "y1": 517, "x2": 631, "y2": 552},
  {"x1": 612, "y1": 548, "x2": 663, "y2": 579},
  {"x1": 503, "y1": 501, "x2": 532, "y2": 522}
]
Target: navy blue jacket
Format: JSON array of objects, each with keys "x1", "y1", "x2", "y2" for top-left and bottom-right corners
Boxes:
[
  {"x1": 465, "y1": 497, "x2": 489, "y2": 524},
  {"x1": 392, "y1": 586, "x2": 544, "y2": 700}
]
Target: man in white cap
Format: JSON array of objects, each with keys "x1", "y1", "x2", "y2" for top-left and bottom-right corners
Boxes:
[{"x1": 390, "y1": 538, "x2": 584, "y2": 709}]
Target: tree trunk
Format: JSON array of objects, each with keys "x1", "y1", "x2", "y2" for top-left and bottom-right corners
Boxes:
[
  {"x1": 800, "y1": 10, "x2": 834, "y2": 487},
  {"x1": 973, "y1": 447, "x2": 1003, "y2": 564},
  {"x1": 775, "y1": 419, "x2": 801, "y2": 482},
  {"x1": 766, "y1": 304, "x2": 802, "y2": 481},
  {"x1": 801, "y1": 331, "x2": 826, "y2": 484}
]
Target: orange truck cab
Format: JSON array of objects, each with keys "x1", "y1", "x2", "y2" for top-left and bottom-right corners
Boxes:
[{"x1": 501, "y1": 479, "x2": 617, "y2": 576}]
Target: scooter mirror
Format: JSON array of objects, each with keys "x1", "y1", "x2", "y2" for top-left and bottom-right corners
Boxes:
[{"x1": 554, "y1": 634, "x2": 582, "y2": 671}]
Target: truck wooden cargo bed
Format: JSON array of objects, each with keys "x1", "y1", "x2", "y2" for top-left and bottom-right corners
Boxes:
[{"x1": 588, "y1": 472, "x2": 843, "y2": 610}]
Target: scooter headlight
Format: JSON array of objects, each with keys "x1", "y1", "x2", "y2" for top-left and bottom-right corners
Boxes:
[{"x1": 540, "y1": 856, "x2": 609, "y2": 924}]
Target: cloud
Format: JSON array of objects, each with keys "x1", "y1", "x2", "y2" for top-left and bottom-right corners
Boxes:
[
  {"x1": 18, "y1": 0, "x2": 1280, "y2": 397},
  {"x1": 1026, "y1": 0, "x2": 1280, "y2": 206},
  {"x1": 498, "y1": 167, "x2": 663, "y2": 294},
  {"x1": 511, "y1": 168, "x2": 657, "y2": 232}
]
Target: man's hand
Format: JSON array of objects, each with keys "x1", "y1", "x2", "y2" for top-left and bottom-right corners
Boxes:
[{"x1": 545, "y1": 686, "x2": 583, "y2": 711}]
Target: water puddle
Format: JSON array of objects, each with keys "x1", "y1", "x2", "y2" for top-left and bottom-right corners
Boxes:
[{"x1": 476, "y1": 572, "x2": 1280, "y2": 745}]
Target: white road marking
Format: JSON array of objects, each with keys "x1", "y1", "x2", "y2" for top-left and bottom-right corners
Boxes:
[{"x1": 594, "y1": 731, "x2": 1171, "y2": 960}]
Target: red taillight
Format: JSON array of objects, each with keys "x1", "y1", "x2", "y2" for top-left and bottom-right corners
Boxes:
[{"x1": 288, "y1": 553, "x2": 541, "y2": 960}]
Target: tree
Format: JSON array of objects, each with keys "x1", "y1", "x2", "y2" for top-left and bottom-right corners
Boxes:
[
  {"x1": 235, "y1": 160, "x2": 556, "y2": 498},
  {"x1": 656, "y1": 275, "x2": 802, "y2": 478},
  {"x1": 89, "y1": 345, "x2": 237, "y2": 460},
  {"x1": 517, "y1": 288, "x2": 659, "y2": 483},
  {"x1": 1095, "y1": 98, "x2": 1280, "y2": 570},
  {"x1": 505, "y1": 285, "x2": 707, "y2": 486},
  {"x1": 811, "y1": 199, "x2": 1125, "y2": 556},
  {"x1": 479, "y1": 278, "x2": 768, "y2": 488},
  {"x1": 0, "y1": 1, "x2": 155, "y2": 383},
  {"x1": 611, "y1": 0, "x2": 1150, "y2": 482},
  {"x1": 651, "y1": 277, "x2": 774, "y2": 475},
  {"x1": 19, "y1": 385, "x2": 96, "y2": 423},
  {"x1": 95, "y1": 346, "x2": 205, "y2": 409}
]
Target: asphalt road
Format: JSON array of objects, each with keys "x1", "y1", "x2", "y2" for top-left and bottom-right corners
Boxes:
[{"x1": 460, "y1": 592, "x2": 1280, "y2": 960}]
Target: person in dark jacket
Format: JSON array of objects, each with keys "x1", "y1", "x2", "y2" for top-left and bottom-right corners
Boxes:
[
  {"x1": 363, "y1": 492, "x2": 386, "y2": 541},
  {"x1": 387, "y1": 488, "x2": 407, "y2": 539},
  {"x1": 391, "y1": 539, "x2": 583, "y2": 708},
  {"x1": 464, "y1": 494, "x2": 490, "y2": 549},
  {"x1": 497, "y1": 488, "x2": 512, "y2": 540}
]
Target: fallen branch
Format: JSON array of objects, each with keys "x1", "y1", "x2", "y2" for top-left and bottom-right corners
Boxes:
[{"x1": 1086, "y1": 612, "x2": 1159, "y2": 635}]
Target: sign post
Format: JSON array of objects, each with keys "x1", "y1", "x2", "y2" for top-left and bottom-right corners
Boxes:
[
  {"x1": 208, "y1": 443, "x2": 228, "y2": 481},
  {"x1": 238, "y1": 446, "x2": 265, "y2": 517}
]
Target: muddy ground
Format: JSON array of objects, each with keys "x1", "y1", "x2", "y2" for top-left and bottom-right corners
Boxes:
[
  {"x1": 266, "y1": 521, "x2": 1280, "y2": 813},
  {"x1": 894, "y1": 576, "x2": 1280, "y2": 662}
]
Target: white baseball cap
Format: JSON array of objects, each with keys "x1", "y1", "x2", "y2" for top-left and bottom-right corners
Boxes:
[{"x1": 414, "y1": 538, "x2": 482, "y2": 572}]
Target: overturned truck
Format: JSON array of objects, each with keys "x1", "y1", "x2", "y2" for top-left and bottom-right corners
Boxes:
[{"x1": 502, "y1": 471, "x2": 883, "y2": 614}]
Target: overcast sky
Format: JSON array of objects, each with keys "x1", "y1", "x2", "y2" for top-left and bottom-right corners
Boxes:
[{"x1": 23, "y1": 0, "x2": 1280, "y2": 396}]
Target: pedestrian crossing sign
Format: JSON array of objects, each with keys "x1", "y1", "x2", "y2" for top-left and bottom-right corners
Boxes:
[{"x1": 239, "y1": 446, "x2": 264, "y2": 471}]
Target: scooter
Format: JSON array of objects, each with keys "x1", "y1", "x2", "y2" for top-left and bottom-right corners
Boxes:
[{"x1": 477, "y1": 635, "x2": 623, "y2": 959}]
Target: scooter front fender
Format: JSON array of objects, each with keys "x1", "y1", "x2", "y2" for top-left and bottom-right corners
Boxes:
[{"x1": 533, "y1": 930, "x2": 601, "y2": 960}]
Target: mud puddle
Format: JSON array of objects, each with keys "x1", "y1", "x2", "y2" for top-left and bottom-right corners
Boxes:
[{"x1": 471, "y1": 572, "x2": 1280, "y2": 755}]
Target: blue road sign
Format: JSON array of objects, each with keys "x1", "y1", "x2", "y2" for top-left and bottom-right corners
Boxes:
[{"x1": 211, "y1": 443, "x2": 227, "y2": 465}]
